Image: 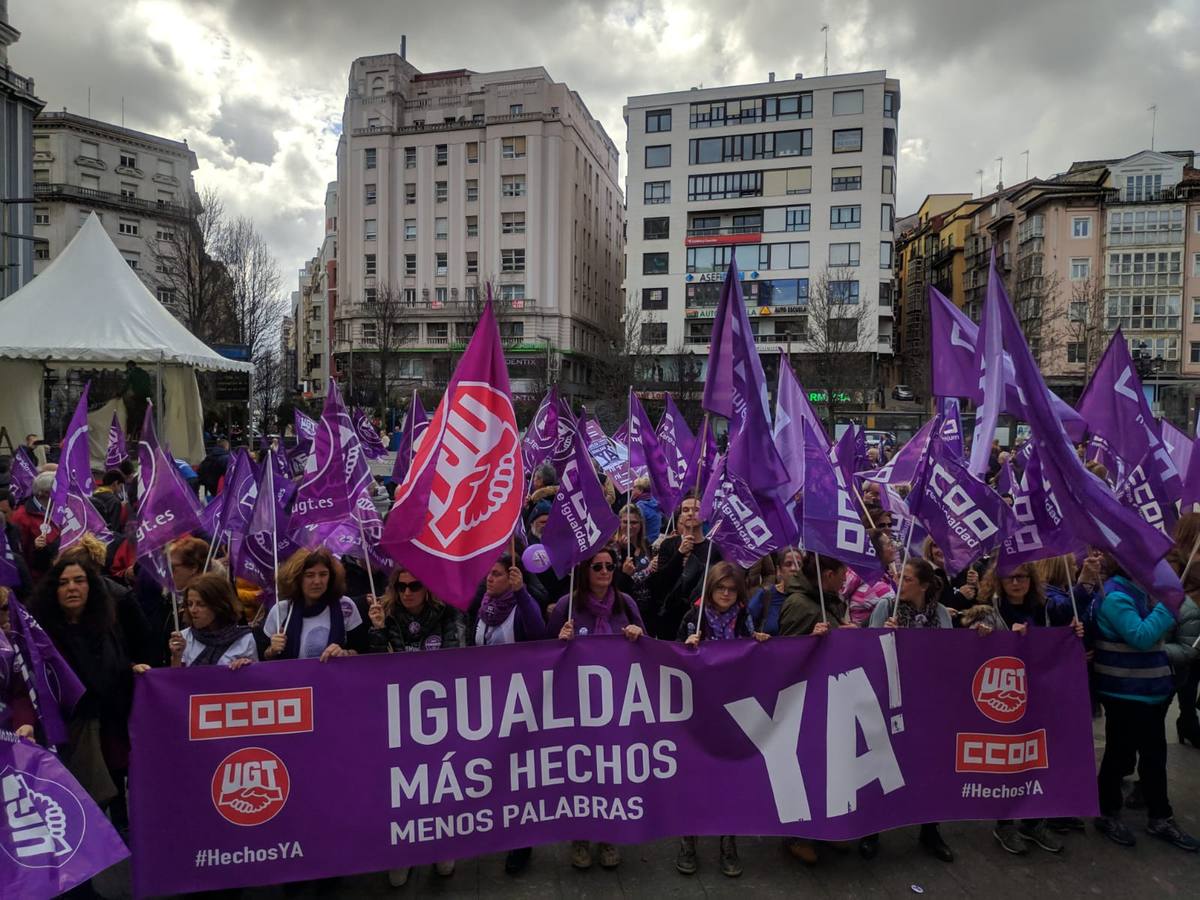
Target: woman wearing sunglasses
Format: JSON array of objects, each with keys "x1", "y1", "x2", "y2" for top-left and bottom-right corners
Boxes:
[
  {"x1": 366, "y1": 566, "x2": 464, "y2": 886},
  {"x1": 547, "y1": 546, "x2": 643, "y2": 872}
]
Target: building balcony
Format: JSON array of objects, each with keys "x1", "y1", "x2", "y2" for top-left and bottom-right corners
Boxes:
[
  {"x1": 0, "y1": 63, "x2": 37, "y2": 98},
  {"x1": 1102, "y1": 187, "x2": 1184, "y2": 204},
  {"x1": 350, "y1": 110, "x2": 559, "y2": 138},
  {"x1": 33, "y1": 182, "x2": 192, "y2": 221}
]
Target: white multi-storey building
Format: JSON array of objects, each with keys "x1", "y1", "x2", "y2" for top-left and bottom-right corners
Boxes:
[{"x1": 623, "y1": 70, "x2": 900, "y2": 389}]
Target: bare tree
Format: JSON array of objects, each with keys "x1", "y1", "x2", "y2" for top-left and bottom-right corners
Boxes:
[
  {"x1": 590, "y1": 302, "x2": 667, "y2": 430},
  {"x1": 362, "y1": 282, "x2": 418, "y2": 412},
  {"x1": 797, "y1": 267, "x2": 878, "y2": 428},
  {"x1": 216, "y1": 216, "x2": 285, "y2": 361},
  {"x1": 252, "y1": 348, "x2": 283, "y2": 435}
]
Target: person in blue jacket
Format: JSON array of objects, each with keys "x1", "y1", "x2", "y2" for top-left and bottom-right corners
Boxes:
[
  {"x1": 747, "y1": 546, "x2": 802, "y2": 636},
  {"x1": 1091, "y1": 560, "x2": 1199, "y2": 852},
  {"x1": 631, "y1": 477, "x2": 662, "y2": 544}
]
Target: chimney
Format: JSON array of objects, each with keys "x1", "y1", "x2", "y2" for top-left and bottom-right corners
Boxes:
[
  {"x1": 768, "y1": 72, "x2": 775, "y2": 82},
  {"x1": 795, "y1": 72, "x2": 803, "y2": 79},
  {"x1": 400, "y1": 35, "x2": 407, "y2": 60}
]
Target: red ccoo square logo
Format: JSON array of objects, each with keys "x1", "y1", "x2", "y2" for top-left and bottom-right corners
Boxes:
[
  {"x1": 189, "y1": 688, "x2": 313, "y2": 741},
  {"x1": 955, "y1": 729, "x2": 1049, "y2": 774}
]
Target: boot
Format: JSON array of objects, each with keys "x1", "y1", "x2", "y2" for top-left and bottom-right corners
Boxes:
[
  {"x1": 719, "y1": 836, "x2": 743, "y2": 877},
  {"x1": 675, "y1": 836, "x2": 697, "y2": 875}
]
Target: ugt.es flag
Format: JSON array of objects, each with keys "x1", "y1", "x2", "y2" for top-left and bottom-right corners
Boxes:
[{"x1": 380, "y1": 292, "x2": 523, "y2": 607}]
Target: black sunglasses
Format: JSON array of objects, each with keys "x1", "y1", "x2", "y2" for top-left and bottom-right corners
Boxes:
[
  {"x1": 590, "y1": 562, "x2": 616, "y2": 572},
  {"x1": 395, "y1": 580, "x2": 424, "y2": 593}
]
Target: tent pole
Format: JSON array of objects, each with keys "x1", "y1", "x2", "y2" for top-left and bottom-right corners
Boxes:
[{"x1": 155, "y1": 351, "x2": 164, "y2": 439}]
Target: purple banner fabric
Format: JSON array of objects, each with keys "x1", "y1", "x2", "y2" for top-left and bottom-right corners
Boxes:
[
  {"x1": 655, "y1": 394, "x2": 695, "y2": 507},
  {"x1": 938, "y1": 397, "x2": 964, "y2": 461},
  {"x1": 1, "y1": 733, "x2": 130, "y2": 896},
  {"x1": 391, "y1": 394, "x2": 429, "y2": 485},
  {"x1": 352, "y1": 408, "x2": 388, "y2": 460},
  {"x1": 133, "y1": 405, "x2": 202, "y2": 556},
  {"x1": 683, "y1": 418, "x2": 718, "y2": 499},
  {"x1": 1161, "y1": 419, "x2": 1194, "y2": 486},
  {"x1": 291, "y1": 410, "x2": 317, "y2": 477},
  {"x1": 801, "y1": 420, "x2": 881, "y2": 578},
  {"x1": 291, "y1": 382, "x2": 354, "y2": 530},
  {"x1": 774, "y1": 353, "x2": 812, "y2": 497},
  {"x1": 6, "y1": 597, "x2": 86, "y2": 747},
  {"x1": 129, "y1": 630, "x2": 1096, "y2": 896},
  {"x1": 105, "y1": 412, "x2": 127, "y2": 470},
  {"x1": 9, "y1": 447, "x2": 37, "y2": 504},
  {"x1": 997, "y1": 448, "x2": 1081, "y2": 575},
  {"x1": 521, "y1": 389, "x2": 559, "y2": 475},
  {"x1": 58, "y1": 384, "x2": 95, "y2": 496},
  {"x1": 860, "y1": 419, "x2": 935, "y2": 487},
  {"x1": 542, "y1": 424, "x2": 620, "y2": 578},
  {"x1": 996, "y1": 459, "x2": 1015, "y2": 496},
  {"x1": 48, "y1": 467, "x2": 111, "y2": 552},
  {"x1": 203, "y1": 450, "x2": 256, "y2": 542},
  {"x1": 628, "y1": 391, "x2": 676, "y2": 511},
  {"x1": 0, "y1": 527, "x2": 19, "y2": 588},
  {"x1": 1117, "y1": 449, "x2": 1179, "y2": 539},
  {"x1": 700, "y1": 455, "x2": 796, "y2": 567},
  {"x1": 580, "y1": 416, "x2": 633, "y2": 494},
  {"x1": 969, "y1": 256, "x2": 1006, "y2": 477}
]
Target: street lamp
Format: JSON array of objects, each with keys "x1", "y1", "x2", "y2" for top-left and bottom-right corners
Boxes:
[{"x1": 1133, "y1": 340, "x2": 1164, "y2": 414}]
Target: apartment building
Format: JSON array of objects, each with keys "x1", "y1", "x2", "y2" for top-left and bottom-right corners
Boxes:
[
  {"x1": 623, "y1": 70, "x2": 900, "y2": 398},
  {"x1": 333, "y1": 52, "x2": 623, "y2": 404},
  {"x1": 31, "y1": 111, "x2": 200, "y2": 316},
  {"x1": 292, "y1": 182, "x2": 336, "y2": 401},
  {"x1": 0, "y1": 2, "x2": 44, "y2": 299}
]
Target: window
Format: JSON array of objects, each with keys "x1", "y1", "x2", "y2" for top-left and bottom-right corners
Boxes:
[
  {"x1": 884, "y1": 91, "x2": 898, "y2": 118},
  {"x1": 364, "y1": 183, "x2": 376, "y2": 205},
  {"x1": 122, "y1": 251, "x2": 139, "y2": 270},
  {"x1": 1105, "y1": 292, "x2": 1180, "y2": 330},
  {"x1": 642, "y1": 322, "x2": 668, "y2": 345},
  {"x1": 502, "y1": 211, "x2": 526, "y2": 234},
  {"x1": 466, "y1": 216, "x2": 478, "y2": 237},
  {"x1": 156, "y1": 189, "x2": 175, "y2": 205},
  {"x1": 690, "y1": 216, "x2": 720, "y2": 235},
  {"x1": 365, "y1": 148, "x2": 377, "y2": 169},
  {"x1": 1123, "y1": 173, "x2": 1163, "y2": 202},
  {"x1": 881, "y1": 203, "x2": 895, "y2": 231},
  {"x1": 828, "y1": 318, "x2": 858, "y2": 341},
  {"x1": 33, "y1": 168, "x2": 49, "y2": 184},
  {"x1": 831, "y1": 166, "x2": 862, "y2": 191},
  {"x1": 832, "y1": 129, "x2": 863, "y2": 153},
  {"x1": 1192, "y1": 297, "x2": 1200, "y2": 323},
  {"x1": 643, "y1": 217, "x2": 670, "y2": 240},
  {"x1": 1107, "y1": 208, "x2": 1184, "y2": 245},
  {"x1": 118, "y1": 151, "x2": 136, "y2": 168},
  {"x1": 435, "y1": 181, "x2": 448, "y2": 203},
  {"x1": 364, "y1": 287, "x2": 377, "y2": 304},
  {"x1": 688, "y1": 129, "x2": 811, "y2": 164},
  {"x1": 466, "y1": 251, "x2": 478, "y2": 275},
  {"x1": 880, "y1": 241, "x2": 894, "y2": 268},
  {"x1": 1191, "y1": 343, "x2": 1200, "y2": 365},
  {"x1": 435, "y1": 144, "x2": 448, "y2": 165},
  {"x1": 404, "y1": 219, "x2": 416, "y2": 240},
  {"x1": 435, "y1": 217, "x2": 448, "y2": 239},
  {"x1": 365, "y1": 253, "x2": 377, "y2": 276},
  {"x1": 157, "y1": 159, "x2": 174, "y2": 177},
  {"x1": 882, "y1": 166, "x2": 895, "y2": 194},
  {"x1": 732, "y1": 213, "x2": 762, "y2": 233},
  {"x1": 642, "y1": 287, "x2": 668, "y2": 310},
  {"x1": 118, "y1": 218, "x2": 139, "y2": 236},
  {"x1": 689, "y1": 93, "x2": 812, "y2": 128},
  {"x1": 120, "y1": 182, "x2": 137, "y2": 199},
  {"x1": 1072, "y1": 216, "x2": 1091, "y2": 238},
  {"x1": 435, "y1": 252, "x2": 448, "y2": 276},
  {"x1": 466, "y1": 179, "x2": 479, "y2": 202},
  {"x1": 882, "y1": 128, "x2": 896, "y2": 156},
  {"x1": 643, "y1": 252, "x2": 669, "y2": 275},
  {"x1": 774, "y1": 130, "x2": 811, "y2": 157},
  {"x1": 1069, "y1": 301, "x2": 1088, "y2": 322},
  {"x1": 687, "y1": 171, "x2": 763, "y2": 201},
  {"x1": 502, "y1": 175, "x2": 526, "y2": 197},
  {"x1": 404, "y1": 254, "x2": 416, "y2": 275},
  {"x1": 646, "y1": 109, "x2": 672, "y2": 132},
  {"x1": 364, "y1": 218, "x2": 377, "y2": 240},
  {"x1": 362, "y1": 322, "x2": 378, "y2": 342},
  {"x1": 830, "y1": 205, "x2": 861, "y2": 229},
  {"x1": 765, "y1": 92, "x2": 812, "y2": 121},
  {"x1": 509, "y1": 104, "x2": 523, "y2": 116},
  {"x1": 34, "y1": 208, "x2": 49, "y2": 226},
  {"x1": 786, "y1": 206, "x2": 810, "y2": 231},
  {"x1": 1070, "y1": 257, "x2": 1091, "y2": 280},
  {"x1": 1107, "y1": 251, "x2": 1182, "y2": 288},
  {"x1": 499, "y1": 284, "x2": 525, "y2": 302},
  {"x1": 644, "y1": 180, "x2": 670, "y2": 204},
  {"x1": 500, "y1": 321, "x2": 525, "y2": 340},
  {"x1": 466, "y1": 142, "x2": 479, "y2": 164},
  {"x1": 404, "y1": 184, "x2": 416, "y2": 204},
  {"x1": 502, "y1": 137, "x2": 526, "y2": 159},
  {"x1": 1195, "y1": 253, "x2": 1200, "y2": 276},
  {"x1": 156, "y1": 287, "x2": 175, "y2": 304},
  {"x1": 405, "y1": 147, "x2": 416, "y2": 169},
  {"x1": 829, "y1": 243, "x2": 861, "y2": 267},
  {"x1": 832, "y1": 90, "x2": 864, "y2": 115},
  {"x1": 879, "y1": 281, "x2": 893, "y2": 307},
  {"x1": 367, "y1": 117, "x2": 380, "y2": 128},
  {"x1": 645, "y1": 145, "x2": 671, "y2": 168},
  {"x1": 33, "y1": 242, "x2": 49, "y2": 260},
  {"x1": 829, "y1": 281, "x2": 860, "y2": 303},
  {"x1": 502, "y1": 248, "x2": 526, "y2": 272},
  {"x1": 787, "y1": 243, "x2": 811, "y2": 269}
]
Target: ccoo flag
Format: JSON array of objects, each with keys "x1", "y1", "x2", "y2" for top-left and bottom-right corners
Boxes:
[
  {"x1": 655, "y1": 393, "x2": 696, "y2": 506},
  {"x1": 800, "y1": 419, "x2": 882, "y2": 579},
  {"x1": 541, "y1": 423, "x2": 620, "y2": 578},
  {"x1": 380, "y1": 290, "x2": 524, "y2": 607}
]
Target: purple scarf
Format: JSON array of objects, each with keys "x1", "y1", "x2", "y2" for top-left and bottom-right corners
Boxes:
[
  {"x1": 585, "y1": 588, "x2": 617, "y2": 635},
  {"x1": 703, "y1": 604, "x2": 740, "y2": 641},
  {"x1": 283, "y1": 597, "x2": 346, "y2": 660},
  {"x1": 479, "y1": 590, "x2": 518, "y2": 628}
]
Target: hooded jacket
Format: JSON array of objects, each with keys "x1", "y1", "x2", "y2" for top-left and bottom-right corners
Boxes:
[{"x1": 779, "y1": 570, "x2": 848, "y2": 636}]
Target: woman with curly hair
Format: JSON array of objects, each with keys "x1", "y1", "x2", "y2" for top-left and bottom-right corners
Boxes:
[{"x1": 261, "y1": 547, "x2": 364, "y2": 661}]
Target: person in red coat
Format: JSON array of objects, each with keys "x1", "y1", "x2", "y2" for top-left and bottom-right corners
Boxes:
[{"x1": 8, "y1": 472, "x2": 61, "y2": 584}]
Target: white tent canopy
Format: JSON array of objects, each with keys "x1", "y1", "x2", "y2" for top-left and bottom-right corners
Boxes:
[{"x1": 0, "y1": 213, "x2": 252, "y2": 463}]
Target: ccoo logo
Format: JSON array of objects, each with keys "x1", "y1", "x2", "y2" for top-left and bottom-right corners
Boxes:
[
  {"x1": 211, "y1": 747, "x2": 290, "y2": 827},
  {"x1": 972, "y1": 656, "x2": 1028, "y2": 724}
]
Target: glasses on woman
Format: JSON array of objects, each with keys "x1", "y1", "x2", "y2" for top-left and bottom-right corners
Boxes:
[
  {"x1": 395, "y1": 580, "x2": 424, "y2": 592},
  {"x1": 590, "y1": 562, "x2": 616, "y2": 572},
  {"x1": 713, "y1": 583, "x2": 737, "y2": 595}
]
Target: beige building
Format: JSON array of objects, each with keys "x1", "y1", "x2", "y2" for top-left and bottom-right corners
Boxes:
[
  {"x1": 333, "y1": 53, "x2": 624, "y2": 404},
  {"x1": 31, "y1": 111, "x2": 199, "y2": 315},
  {"x1": 292, "y1": 182, "x2": 336, "y2": 400},
  {"x1": 0, "y1": 0, "x2": 44, "y2": 299}
]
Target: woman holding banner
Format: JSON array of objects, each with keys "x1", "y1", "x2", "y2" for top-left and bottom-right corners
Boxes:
[
  {"x1": 262, "y1": 548, "x2": 364, "y2": 661},
  {"x1": 868, "y1": 558, "x2": 954, "y2": 863},
  {"x1": 674, "y1": 561, "x2": 768, "y2": 877},
  {"x1": 549, "y1": 546, "x2": 643, "y2": 871},
  {"x1": 649, "y1": 493, "x2": 721, "y2": 639},
  {"x1": 166, "y1": 573, "x2": 256, "y2": 669}
]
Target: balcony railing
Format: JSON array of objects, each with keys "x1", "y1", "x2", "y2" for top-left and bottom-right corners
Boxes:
[
  {"x1": 351, "y1": 111, "x2": 559, "y2": 138},
  {"x1": 685, "y1": 223, "x2": 766, "y2": 237},
  {"x1": 33, "y1": 183, "x2": 192, "y2": 220},
  {"x1": 0, "y1": 64, "x2": 36, "y2": 96},
  {"x1": 1103, "y1": 187, "x2": 1183, "y2": 204}
]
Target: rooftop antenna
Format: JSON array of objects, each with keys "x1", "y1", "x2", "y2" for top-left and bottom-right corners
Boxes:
[
  {"x1": 995, "y1": 156, "x2": 1004, "y2": 190},
  {"x1": 1148, "y1": 104, "x2": 1157, "y2": 150},
  {"x1": 87, "y1": 87, "x2": 91, "y2": 118},
  {"x1": 821, "y1": 24, "x2": 829, "y2": 76},
  {"x1": 976, "y1": 169, "x2": 984, "y2": 197},
  {"x1": 121, "y1": 96, "x2": 125, "y2": 127},
  {"x1": 1021, "y1": 149, "x2": 1029, "y2": 180}
]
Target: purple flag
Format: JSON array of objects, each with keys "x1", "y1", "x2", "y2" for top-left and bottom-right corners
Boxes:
[
  {"x1": 391, "y1": 393, "x2": 429, "y2": 484},
  {"x1": 938, "y1": 397, "x2": 964, "y2": 460},
  {"x1": 352, "y1": 408, "x2": 388, "y2": 460},
  {"x1": 0, "y1": 732, "x2": 130, "y2": 896},
  {"x1": 202, "y1": 449, "x2": 256, "y2": 541},
  {"x1": 0, "y1": 526, "x2": 20, "y2": 589},
  {"x1": 628, "y1": 390, "x2": 677, "y2": 511},
  {"x1": 800, "y1": 420, "x2": 882, "y2": 578},
  {"x1": 9, "y1": 447, "x2": 37, "y2": 504},
  {"x1": 380, "y1": 292, "x2": 524, "y2": 607},
  {"x1": 232, "y1": 451, "x2": 298, "y2": 601},
  {"x1": 860, "y1": 419, "x2": 935, "y2": 487},
  {"x1": 997, "y1": 446, "x2": 1081, "y2": 574},
  {"x1": 542, "y1": 423, "x2": 620, "y2": 578},
  {"x1": 995, "y1": 265, "x2": 1185, "y2": 615},
  {"x1": 996, "y1": 458, "x2": 1015, "y2": 495},
  {"x1": 47, "y1": 468, "x2": 110, "y2": 552},
  {"x1": 1162, "y1": 419, "x2": 1194, "y2": 484},
  {"x1": 683, "y1": 417, "x2": 718, "y2": 499},
  {"x1": 133, "y1": 404, "x2": 202, "y2": 556},
  {"x1": 521, "y1": 389, "x2": 559, "y2": 474},
  {"x1": 550, "y1": 392, "x2": 579, "y2": 476},
  {"x1": 291, "y1": 381, "x2": 354, "y2": 529},
  {"x1": 1117, "y1": 448, "x2": 1179, "y2": 539},
  {"x1": 6, "y1": 597, "x2": 86, "y2": 747},
  {"x1": 1182, "y1": 439, "x2": 1200, "y2": 513},
  {"x1": 57, "y1": 384, "x2": 94, "y2": 496},
  {"x1": 700, "y1": 454, "x2": 796, "y2": 567},
  {"x1": 773, "y1": 353, "x2": 814, "y2": 498},
  {"x1": 831, "y1": 426, "x2": 859, "y2": 485},
  {"x1": 290, "y1": 409, "x2": 318, "y2": 477},
  {"x1": 969, "y1": 256, "x2": 1006, "y2": 476},
  {"x1": 929, "y1": 286, "x2": 1086, "y2": 442},
  {"x1": 581, "y1": 416, "x2": 633, "y2": 493},
  {"x1": 104, "y1": 412, "x2": 126, "y2": 470},
  {"x1": 612, "y1": 421, "x2": 645, "y2": 480},
  {"x1": 909, "y1": 431, "x2": 1015, "y2": 577},
  {"x1": 655, "y1": 394, "x2": 696, "y2": 504}
]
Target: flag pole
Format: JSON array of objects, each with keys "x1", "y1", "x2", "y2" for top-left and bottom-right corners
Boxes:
[
  {"x1": 203, "y1": 525, "x2": 222, "y2": 573},
  {"x1": 567, "y1": 568, "x2": 575, "y2": 623},
  {"x1": 166, "y1": 549, "x2": 181, "y2": 633},
  {"x1": 693, "y1": 414, "x2": 710, "y2": 493},
  {"x1": 693, "y1": 521, "x2": 720, "y2": 639},
  {"x1": 891, "y1": 520, "x2": 916, "y2": 619},
  {"x1": 814, "y1": 550, "x2": 828, "y2": 625},
  {"x1": 1178, "y1": 527, "x2": 1200, "y2": 587},
  {"x1": 409, "y1": 389, "x2": 418, "y2": 471},
  {"x1": 1063, "y1": 555, "x2": 1081, "y2": 624},
  {"x1": 627, "y1": 388, "x2": 633, "y2": 562}
]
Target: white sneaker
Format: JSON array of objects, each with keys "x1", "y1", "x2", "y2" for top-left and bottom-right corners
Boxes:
[
  {"x1": 435, "y1": 860, "x2": 456, "y2": 876},
  {"x1": 388, "y1": 867, "x2": 411, "y2": 887}
]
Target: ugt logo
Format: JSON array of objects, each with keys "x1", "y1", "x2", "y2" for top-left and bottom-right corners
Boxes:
[
  {"x1": 211, "y1": 747, "x2": 290, "y2": 827},
  {"x1": 1, "y1": 768, "x2": 85, "y2": 868},
  {"x1": 972, "y1": 656, "x2": 1028, "y2": 724}
]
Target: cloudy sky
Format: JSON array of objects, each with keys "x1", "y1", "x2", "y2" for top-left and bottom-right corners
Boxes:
[{"x1": 13, "y1": 0, "x2": 1200, "y2": 296}]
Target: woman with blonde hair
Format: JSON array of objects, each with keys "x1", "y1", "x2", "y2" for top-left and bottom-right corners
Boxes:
[{"x1": 614, "y1": 503, "x2": 655, "y2": 618}]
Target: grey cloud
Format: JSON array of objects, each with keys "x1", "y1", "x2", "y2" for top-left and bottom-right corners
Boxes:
[{"x1": 209, "y1": 95, "x2": 285, "y2": 164}]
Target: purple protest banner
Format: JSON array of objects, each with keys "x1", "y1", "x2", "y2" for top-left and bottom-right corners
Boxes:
[
  {"x1": 683, "y1": 417, "x2": 718, "y2": 498},
  {"x1": 996, "y1": 458, "x2": 1015, "y2": 496},
  {"x1": 628, "y1": 390, "x2": 676, "y2": 509},
  {"x1": 801, "y1": 420, "x2": 882, "y2": 578},
  {"x1": 774, "y1": 352, "x2": 813, "y2": 497},
  {"x1": 9, "y1": 447, "x2": 37, "y2": 504},
  {"x1": 57, "y1": 384, "x2": 95, "y2": 496},
  {"x1": 291, "y1": 382, "x2": 354, "y2": 529},
  {"x1": 291, "y1": 409, "x2": 317, "y2": 477},
  {"x1": 129, "y1": 629, "x2": 1096, "y2": 896},
  {"x1": 1117, "y1": 448, "x2": 1179, "y2": 539},
  {"x1": 700, "y1": 454, "x2": 796, "y2": 567},
  {"x1": 938, "y1": 397, "x2": 964, "y2": 460},
  {"x1": 1, "y1": 733, "x2": 130, "y2": 896},
  {"x1": 105, "y1": 412, "x2": 127, "y2": 470},
  {"x1": 0, "y1": 527, "x2": 19, "y2": 589},
  {"x1": 1161, "y1": 419, "x2": 1194, "y2": 485},
  {"x1": 5, "y1": 597, "x2": 86, "y2": 747},
  {"x1": 391, "y1": 393, "x2": 429, "y2": 485},
  {"x1": 997, "y1": 447, "x2": 1081, "y2": 575},
  {"x1": 133, "y1": 404, "x2": 202, "y2": 556},
  {"x1": 352, "y1": 408, "x2": 388, "y2": 460},
  {"x1": 969, "y1": 256, "x2": 1006, "y2": 477},
  {"x1": 542, "y1": 423, "x2": 620, "y2": 577},
  {"x1": 580, "y1": 416, "x2": 633, "y2": 493},
  {"x1": 47, "y1": 464, "x2": 111, "y2": 551},
  {"x1": 521, "y1": 389, "x2": 559, "y2": 475}
]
